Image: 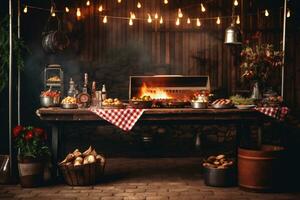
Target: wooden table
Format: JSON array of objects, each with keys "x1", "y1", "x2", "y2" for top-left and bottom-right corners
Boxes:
[{"x1": 36, "y1": 107, "x2": 266, "y2": 163}]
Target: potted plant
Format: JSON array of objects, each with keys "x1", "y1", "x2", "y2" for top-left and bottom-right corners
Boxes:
[
  {"x1": 13, "y1": 125, "x2": 51, "y2": 187},
  {"x1": 240, "y1": 42, "x2": 283, "y2": 99}
]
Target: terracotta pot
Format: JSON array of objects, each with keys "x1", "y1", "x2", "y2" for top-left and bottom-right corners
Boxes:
[
  {"x1": 238, "y1": 145, "x2": 285, "y2": 192},
  {"x1": 18, "y1": 157, "x2": 44, "y2": 188}
]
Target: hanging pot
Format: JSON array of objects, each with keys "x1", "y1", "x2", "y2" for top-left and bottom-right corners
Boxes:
[
  {"x1": 18, "y1": 156, "x2": 44, "y2": 188},
  {"x1": 42, "y1": 31, "x2": 69, "y2": 53},
  {"x1": 42, "y1": 16, "x2": 69, "y2": 54}
]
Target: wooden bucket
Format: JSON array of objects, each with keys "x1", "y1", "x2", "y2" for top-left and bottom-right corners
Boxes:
[
  {"x1": 59, "y1": 160, "x2": 105, "y2": 186},
  {"x1": 18, "y1": 157, "x2": 44, "y2": 188},
  {"x1": 238, "y1": 145, "x2": 285, "y2": 191}
]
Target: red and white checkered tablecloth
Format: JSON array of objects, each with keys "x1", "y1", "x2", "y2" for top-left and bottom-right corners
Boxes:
[
  {"x1": 255, "y1": 106, "x2": 289, "y2": 121},
  {"x1": 89, "y1": 107, "x2": 145, "y2": 132}
]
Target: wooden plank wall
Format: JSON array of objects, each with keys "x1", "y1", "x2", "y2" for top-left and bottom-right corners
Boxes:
[{"x1": 67, "y1": 0, "x2": 300, "y2": 110}]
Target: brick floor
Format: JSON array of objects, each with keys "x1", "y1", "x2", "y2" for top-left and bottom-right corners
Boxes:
[{"x1": 1, "y1": 158, "x2": 299, "y2": 200}]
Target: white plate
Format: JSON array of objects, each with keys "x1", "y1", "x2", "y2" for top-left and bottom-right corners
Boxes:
[{"x1": 235, "y1": 105, "x2": 256, "y2": 110}]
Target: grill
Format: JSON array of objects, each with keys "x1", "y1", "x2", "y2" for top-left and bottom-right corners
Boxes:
[{"x1": 129, "y1": 75, "x2": 210, "y2": 102}]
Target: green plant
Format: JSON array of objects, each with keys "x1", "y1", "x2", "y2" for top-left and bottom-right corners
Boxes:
[
  {"x1": 0, "y1": 16, "x2": 27, "y2": 92},
  {"x1": 13, "y1": 125, "x2": 51, "y2": 159}
]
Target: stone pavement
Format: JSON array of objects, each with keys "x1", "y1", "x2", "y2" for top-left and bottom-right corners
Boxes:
[{"x1": 0, "y1": 158, "x2": 299, "y2": 200}]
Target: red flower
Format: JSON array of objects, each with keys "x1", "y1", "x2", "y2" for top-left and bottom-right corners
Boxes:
[
  {"x1": 25, "y1": 131, "x2": 34, "y2": 141},
  {"x1": 13, "y1": 125, "x2": 23, "y2": 138},
  {"x1": 33, "y1": 128, "x2": 44, "y2": 137}
]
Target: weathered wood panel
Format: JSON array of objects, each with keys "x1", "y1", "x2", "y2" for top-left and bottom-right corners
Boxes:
[{"x1": 65, "y1": 0, "x2": 300, "y2": 110}]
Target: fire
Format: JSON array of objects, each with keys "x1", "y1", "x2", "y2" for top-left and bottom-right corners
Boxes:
[{"x1": 140, "y1": 83, "x2": 171, "y2": 99}]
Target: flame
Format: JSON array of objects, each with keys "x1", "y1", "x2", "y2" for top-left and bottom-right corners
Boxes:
[{"x1": 139, "y1": 83, "x2": 171, "y2": 99}]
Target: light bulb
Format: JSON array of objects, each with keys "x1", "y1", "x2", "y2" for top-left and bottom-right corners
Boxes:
[
  {"x1": 287, "y1": 10, "x2": 291, "y2": 18},
  {"x1": 154, "y1": 13, "x2": 159, "y2": 19},
  {"x1": 65, "y1": 7, "x2": 70, "y2": 13},
  {"x1": 137, "y1": 2, "x2": 142, "y2": 8},
  {"x1": 103, "y1": 16, "x2": 107, "y2": 23},
  {"x1": 196, "y1": 18, "x2": 201, "y2": 26},
  {"x1": 234, "y1": 0, "x2": 238, "y2": 6},
  {"x1": 236, "y1": 15, "x2": 240, "y2": 24},
  {"x1": 201, "y1": 3, "x2": 206, "y2": 12},
  {"x1": 178, "y1": 8, "x2": 183, "y2": 18},
  {"x1": 160, "y1": 16, "x2": 163, "y2": 24},
  {"x1": 86, "y1": 0, "x2": 90, "y2": 6},
  {"x1": 187, "y1": 18, "x2": 191, "y2": 24},
  {"x1": 265, "y1": 9, "x2": 269, "y2": 17},
  {"x1": 51, "y1": 12, "x2": 56, "y2": 17},
  {"x1": 23, "y1": 5, "x2": 28, "y2": 13},
  {"x1": 98, "y1": 5, "x2": 103, "y2": 12},
  {"x1": 118, "y1": 0, "x2": 122, "y2": 3},
  {"x1": 129, "y1": 18, "x2": 133, "y2": 26},
  {"x1": 164, "y1": 0, "x2": 168, "y2": 4},
  {"x1": 176, "y1": 18, "x2": 180, "y2": 26},
  {"x1": 130, "y1": 12, "x2": 136, "y2": 19},
  {"x1": 216, "y1": 17, "x2": 221, "y2": 24},
  {"x1": 147, "y1": 14, "x2": 152, "y2": 23},
  {"x1": 76, "y1": 8, "x2": 81, "y2": 17}
]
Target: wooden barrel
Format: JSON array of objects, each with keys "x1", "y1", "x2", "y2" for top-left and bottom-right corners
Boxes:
[{"x1": 238, "y1": 145, "x2": 285, "y2": 191}]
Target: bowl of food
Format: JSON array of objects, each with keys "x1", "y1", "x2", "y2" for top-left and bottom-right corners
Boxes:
[
  {"x1": 191, "y1": 94, "x2": 208, "y2": 109},
  {"x1": 102, "y1": 98, "x2": 125, "y2": 109},
  {"x1": 40, "y1": 90, "x2": 60, "y2": 107},
  {"x1": 130, "y1": 96, "x2": 153, "y2": 108},
  {"x1": 61, "y1": 96, "x2": 78, "y2": 109}
]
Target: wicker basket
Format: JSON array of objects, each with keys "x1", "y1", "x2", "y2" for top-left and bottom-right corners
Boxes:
[{"x1": 59, "y1": 160, "x2": 105, "y2": 186}]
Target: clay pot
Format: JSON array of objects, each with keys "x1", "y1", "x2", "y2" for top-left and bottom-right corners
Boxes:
[{"x1": 18, "y1": 157, "x2": 44, "y2": 188}]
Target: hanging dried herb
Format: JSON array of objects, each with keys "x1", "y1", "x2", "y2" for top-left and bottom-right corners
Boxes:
[{"x1": 0, "y1": 16, "x2": 28, "y2": 92}]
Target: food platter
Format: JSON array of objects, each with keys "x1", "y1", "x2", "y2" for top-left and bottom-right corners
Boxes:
[
  {"x1": 211, "y1": 99, "x2": 233, "y2": 109},
  {"x1": 129, "y1": 100, "x2": 153, "y2": 109},
  {"x1": 61, "y1": 103, "x2": 78, "y2": 109},
  {"x1": 235, "y1": 105, "x2": 256, "y2": 110}
]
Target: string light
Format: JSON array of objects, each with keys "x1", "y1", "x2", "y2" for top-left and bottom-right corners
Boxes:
[
  {"x1": 129, "y1": 18, "x2": 133, "y2": 26},
  {"x1": 98, "y1": 5, "x2": 103, "y2": 12},
  {"x1": 65, "y1": 7, "x2": 69, "y2": 13},
  {"x1": 201, "y1": 3, "x2": 206, "y2": 12},
  {"x1": 287, "y1": 9, "x2": 291, "y2": 18},
  {"x1": 236, "y1": 15, "x2": 240, "y2": 24},
  {"x1": 23, "y1": 5, "x2": 28, "y2": 13},
  {"x1": 103, "y1": 16, "x2": 107, "y2": 23},
  {"x1": 164, "y1": 0, "x2": 168, "y2": 4},
  {"x1": 187, "y1": 18, "x2": 191, "y2": 24},
  {"x1": 154, "y1": 13, "x2": 159, "y2": 19},
  {"x1": 234, "y1": 0, "x2": 239, "y2": 6},
  {"x1": 130, "y1": 12, "x2": 136, "y2": 19},
  {"x1": 137, "y1": 2, "x2": 142, "y2": 8},
  {"x1": 86, "y1": 0, "x2": 90, "y2": 6},
  {"x1": 76, "y1": 8, "x2": 81, "y2": 18},
  {"x1": 196, "y1": 18, "x2": 201, "y2": 26},
  {"x1": 160, "y1": 16, "x2": 163, "y2": 24},
  {"x1": 216, "y1": 16, "x2": 221, "y2": 24},
  {"x1": 176, "y1": 18, "x2": 180, "y2": 26},
  {"x1": 147, "y1": 14, "x2": 152, "y2": 23},
  {"x1": 178, "y1": 8, "x2": 183, "y2": 18},
  {"x1": 265, "y1": 9, "x2": 269, "y2": 17},
  {"x1": 117, "y1": 0, "x2": 122, "y2": 3},
  {"x1": 50, "y1": 6, "x2": 55, "y2": 17}
]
